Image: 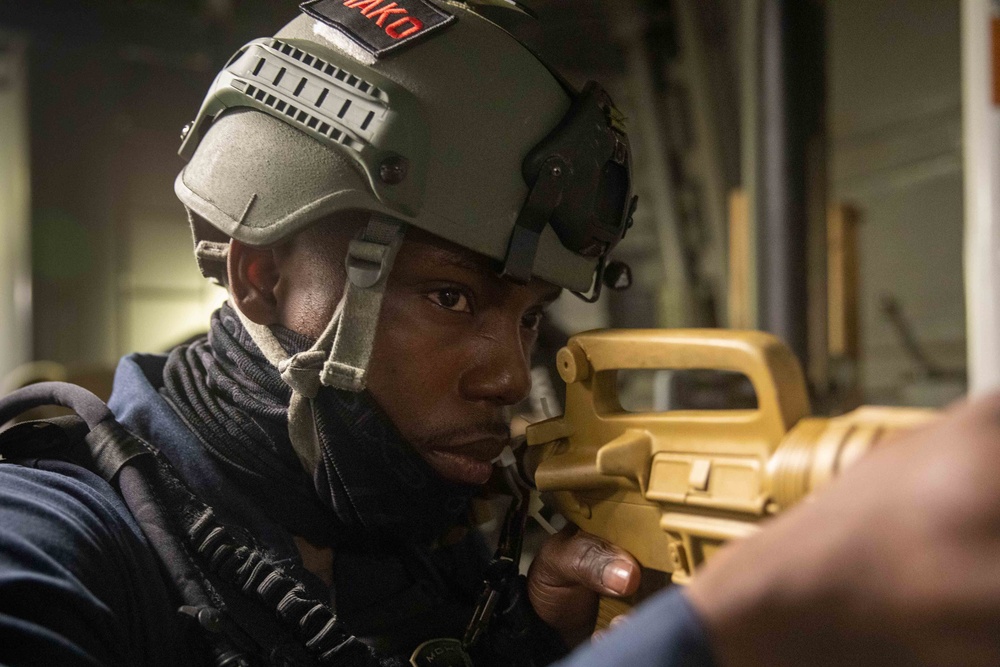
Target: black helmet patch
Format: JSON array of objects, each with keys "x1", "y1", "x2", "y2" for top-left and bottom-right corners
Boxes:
[{"x1": 300, "y1": 0, "x2": 456, "y2": 59}]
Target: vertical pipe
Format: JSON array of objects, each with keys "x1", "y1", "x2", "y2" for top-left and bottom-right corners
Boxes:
[
  {"x1": 0, "y1": 34, "x2": 32, "y2": 386},
  {"x1": 740, "y1": 0, "x2": 762, "y2": 330},
  {"x1": 728, "y1": 189, "x2": 753, "y2": 329},
  {"x1": 674, "y1": 0, "x2": 731, "y2": 325},
  {"x1": 827, "y1": 203, "x2": 861, "y2": 411},
  {"x1": 962, "y1": 0, "x2": 1000, "y2": 395},
  {"x1": 757, "y1": 0, "x2": 795, "y2": 349},
  {"x1": 755, "y1": 0, "x2": 825, "y2": 369},
  {"x1": 615, "y1": 0, "x2": 694, "y2": 327}
]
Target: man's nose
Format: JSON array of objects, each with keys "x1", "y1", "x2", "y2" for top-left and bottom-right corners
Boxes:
[{"x1": 459, "y1": 323, "x2": 532, "y2": 406}]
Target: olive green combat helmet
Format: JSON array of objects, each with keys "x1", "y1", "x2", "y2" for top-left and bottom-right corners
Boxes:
[{"x1": 175, "y1": 0, "x2": 636, "y2": 472}]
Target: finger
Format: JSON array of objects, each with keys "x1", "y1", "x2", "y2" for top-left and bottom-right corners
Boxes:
[
  {"x1": 608, "y1": 613, "x2": 630, "y2": 630},
  {"x1": 588, "y1": 608, "x2": 631, "y2": 643},
  {"x1": 532, "y1": 527, "x2": 640, "y2": 597}
]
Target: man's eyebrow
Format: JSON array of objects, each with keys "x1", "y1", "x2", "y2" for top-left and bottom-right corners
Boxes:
[
  {"x1": 415, "y1": 241, "x2": 485, "y2": 272},
  {"x1": 434, "y1": 251, "x2": 483, "y2": 273},
  {"x1": 426, "y1": 246, "x2": 564, "y2": 303}
]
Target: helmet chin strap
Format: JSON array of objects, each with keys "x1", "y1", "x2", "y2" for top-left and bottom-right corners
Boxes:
[{"x1": 232, "y1": 213, "x2": 407, "y2": 474}]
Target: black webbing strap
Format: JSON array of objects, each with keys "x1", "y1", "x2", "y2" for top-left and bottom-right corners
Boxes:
[
  {"x1": 84, "y1": 419, "x2": 153, "y2": 483},
  {"x1": 502, "y1": 158, "x2": 566, "y2": 284},
  {"x1": 0, "y1": 382, "x2": 379, "y2": 667}
]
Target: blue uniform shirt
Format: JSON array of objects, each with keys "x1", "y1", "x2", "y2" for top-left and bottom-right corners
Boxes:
[
  {"x1": 555, "y1": 587, "x2": 716, "y2": 667},
  {"x1": 0, "y1": 353, "x2": 718, "y2": 665}
]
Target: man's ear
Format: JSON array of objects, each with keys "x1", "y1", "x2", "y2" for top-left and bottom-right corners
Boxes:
[{"x1": 228, "y1": 239, "x2": 281, "y2": 325}]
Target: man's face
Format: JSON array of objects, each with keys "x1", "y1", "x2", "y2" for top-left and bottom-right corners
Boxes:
[{"x1": 280, "y1": 224, "x2": 561, "y2": 486}]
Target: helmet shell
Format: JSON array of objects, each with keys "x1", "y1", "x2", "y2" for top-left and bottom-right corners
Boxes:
[{"x1": 175, "y1": 6, "x2": 599, "y2": 291}]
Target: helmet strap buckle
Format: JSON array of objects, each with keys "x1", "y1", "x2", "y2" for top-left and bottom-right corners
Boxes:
[
  {"x1": 346, "y1": 237, "x2": 392, "y2": 289},
  {"x1": 320, "y1": 215, "x2": 407, "y2": 392}
]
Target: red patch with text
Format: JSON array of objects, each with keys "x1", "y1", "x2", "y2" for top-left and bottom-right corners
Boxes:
[{"x1": 300, "y1": 0, "x2": 456, "y2": 59}]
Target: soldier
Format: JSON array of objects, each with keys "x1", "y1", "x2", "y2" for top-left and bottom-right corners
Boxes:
[
  {"x1": 7, "y1": 3, "x2": 999, "y2": 666},
  {"x1": 0, "y1": 2, "x2": 643, "y2": 665}
]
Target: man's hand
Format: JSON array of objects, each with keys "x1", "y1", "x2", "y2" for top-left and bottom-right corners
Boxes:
[
  {"x1": 687, "y1": 391, "x2": 1000, "y2": 667},
  {"x1": 527, "y1": 526, "x2": 641, "y2": 647}
]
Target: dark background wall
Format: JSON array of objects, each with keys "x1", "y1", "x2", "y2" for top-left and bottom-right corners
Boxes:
[{"x1": 0, "y1": 0, "x2": 966, "y2": 408}]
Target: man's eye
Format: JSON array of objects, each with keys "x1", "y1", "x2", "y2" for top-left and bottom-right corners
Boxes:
[
  {"x1": 521, "y1": 310, "x2": 544, "y2": 331},
  {"x1": 428, "y1": 288, "x2": 471, "y2": 313}
]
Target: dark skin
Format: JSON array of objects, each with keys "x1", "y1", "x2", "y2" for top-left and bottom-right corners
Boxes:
[{"x1": 228, "y1": 218, "x2": 640, "y2": 647}]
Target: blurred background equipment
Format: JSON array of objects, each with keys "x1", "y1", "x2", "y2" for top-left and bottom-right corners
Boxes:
[
  {"x1": 0, "y1": 0, "x2": 973, "y2": 411},
  {"x1": 879, "y1": 295, "x2": 967, "y2": 407}
]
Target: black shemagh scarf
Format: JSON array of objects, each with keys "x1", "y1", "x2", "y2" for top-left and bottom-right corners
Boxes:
[{"x1": 161, "y1": 303, "x2": 476, "y2": 548}]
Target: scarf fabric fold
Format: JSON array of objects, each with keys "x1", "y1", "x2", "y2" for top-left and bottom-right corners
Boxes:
[{"x1": 161, "y1": 303, "x2": 475, "y2": 547}]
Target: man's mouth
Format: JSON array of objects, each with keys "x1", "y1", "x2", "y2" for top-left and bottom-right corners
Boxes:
[{"x1": 423, "y1": 436, "x2": 509, "y2": 485}]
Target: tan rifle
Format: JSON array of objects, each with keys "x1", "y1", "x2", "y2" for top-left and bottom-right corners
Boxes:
[{"x1": 523, "y1": 330, "x2": 934, "y2": 620}]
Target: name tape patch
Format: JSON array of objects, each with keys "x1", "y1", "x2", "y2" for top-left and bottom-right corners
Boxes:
[{"x1": 300, "y1": 0, "x2": 456, "y2": 59}]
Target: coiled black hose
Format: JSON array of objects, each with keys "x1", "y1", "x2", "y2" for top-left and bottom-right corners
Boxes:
[{"x1": 0, "y1": 381, "x2": 112, "y2": 429}]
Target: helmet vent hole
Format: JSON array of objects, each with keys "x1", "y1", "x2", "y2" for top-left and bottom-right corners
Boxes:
[
  {"x1": 220, "y1": 40, "x2": 385, "y2": 156},
  {"x1": 266, "y1": 40, "x2": 380, "y2": 101}
]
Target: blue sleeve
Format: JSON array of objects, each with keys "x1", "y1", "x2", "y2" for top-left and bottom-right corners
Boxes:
[
  {"x1": 0, "y1": 461, "x2": 189, "y2": 666},
  {"x1": 554, "y1": 587, "x2": 717, "y2": 667}
]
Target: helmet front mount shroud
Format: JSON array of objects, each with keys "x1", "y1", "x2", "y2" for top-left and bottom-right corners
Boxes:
[{"x1": 502, "y1": 81, "x2": 637, "y2": 301}]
